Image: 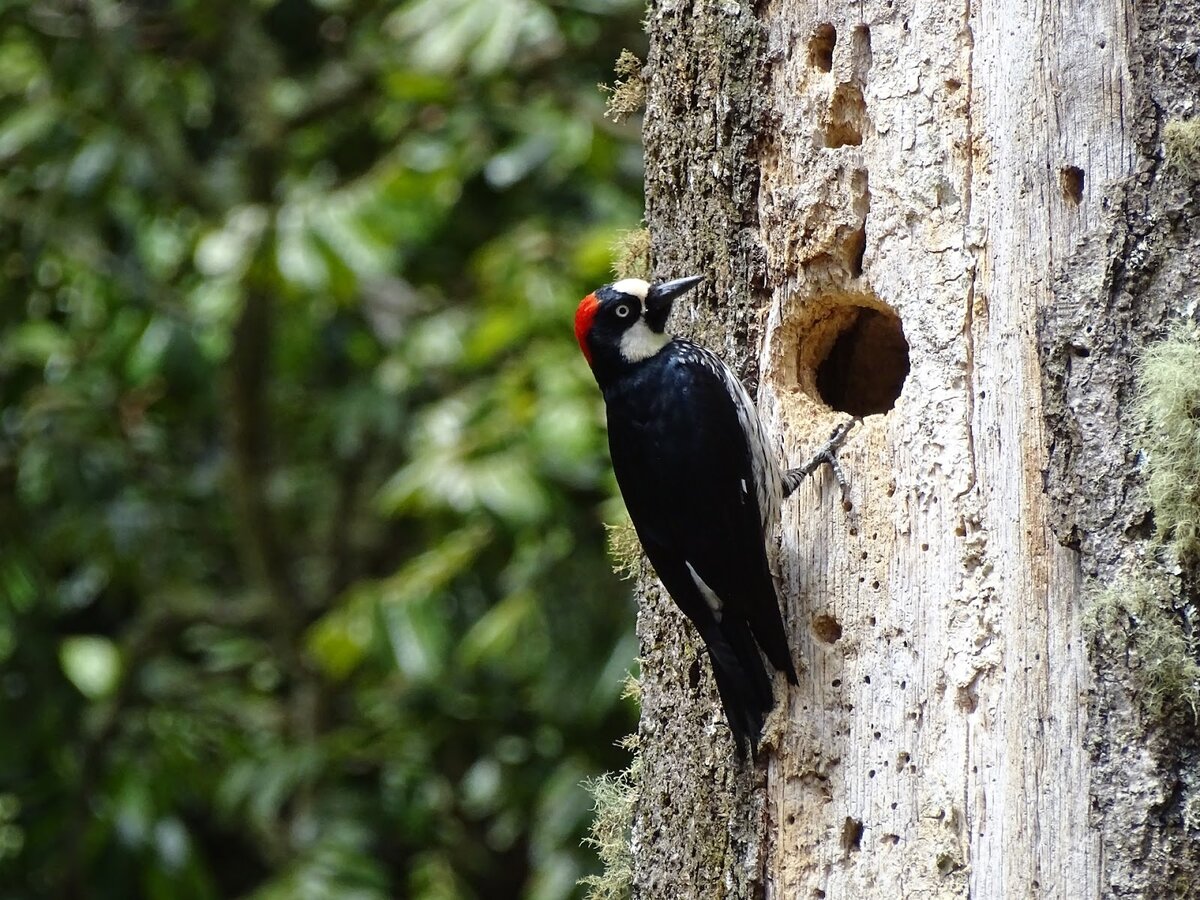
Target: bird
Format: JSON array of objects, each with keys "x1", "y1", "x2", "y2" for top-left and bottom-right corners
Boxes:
[{"x1": 574, "y1": 274, "x2": 853, "y2": 754}]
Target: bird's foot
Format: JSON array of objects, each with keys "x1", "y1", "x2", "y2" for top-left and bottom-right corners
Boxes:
[{"x1": 782, "y1": 417, "x2": 860, "y2": 505}]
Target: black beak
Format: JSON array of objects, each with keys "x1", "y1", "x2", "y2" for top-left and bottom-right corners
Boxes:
[{"x1": 645, "y1": 275, "x2": 704, "y2": 330}]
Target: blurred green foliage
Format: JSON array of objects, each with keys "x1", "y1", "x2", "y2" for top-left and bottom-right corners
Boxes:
[{"x1": 0, "y1": 1, "x2": 645, "y2": 897}]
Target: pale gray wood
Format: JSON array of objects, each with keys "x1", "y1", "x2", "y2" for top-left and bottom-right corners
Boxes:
[{"x1": 632, "y1": 0, "x2": 1200, "y2": 896}]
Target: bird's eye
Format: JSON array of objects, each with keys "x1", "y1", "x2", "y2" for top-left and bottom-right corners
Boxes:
[{"x1": 615, "y1": 304, "x2": 632, "y2": 318}]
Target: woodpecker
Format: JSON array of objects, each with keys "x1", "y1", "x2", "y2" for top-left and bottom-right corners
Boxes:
[{"x1": 576, "y1": 275, "x2": 851, "y2": 754}]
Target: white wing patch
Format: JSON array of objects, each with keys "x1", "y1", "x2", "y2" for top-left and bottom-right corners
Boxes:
[
  {"x1": 686, "y1": 561, "x2": 723, "y2": 621},
  {"x1": 611, "y1": 278, "x2": 650, "y2": 300},
  {"x1": 619, "y1": 317, "x2": 671, "y2": 362}
]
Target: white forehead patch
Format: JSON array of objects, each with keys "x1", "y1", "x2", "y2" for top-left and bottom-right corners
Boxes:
[{"x1": 611, "y1": 278, "x2": 650, "y2": 302}]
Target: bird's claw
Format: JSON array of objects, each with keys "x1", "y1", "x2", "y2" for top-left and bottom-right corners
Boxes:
[{"x1": 782, "y1": 417, "x2": 860, "y2": 504}]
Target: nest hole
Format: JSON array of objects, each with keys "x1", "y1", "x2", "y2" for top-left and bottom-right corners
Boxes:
[{"x1": 798, "y1": 299, "x2": 907, "y2": 416}]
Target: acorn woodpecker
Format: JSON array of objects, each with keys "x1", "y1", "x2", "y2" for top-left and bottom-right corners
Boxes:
[{"x1": 576, "y1": 275, "x2": 852, "y2": 754}]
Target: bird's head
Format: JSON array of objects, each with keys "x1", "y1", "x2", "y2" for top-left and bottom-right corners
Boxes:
[{"x1": 574, "y1": 275, "x2": 704, "y2": 371}]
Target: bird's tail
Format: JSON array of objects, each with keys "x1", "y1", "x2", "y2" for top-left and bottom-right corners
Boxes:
[{"x1": 701, "y1": 618, "x2": 777, "y2": 757}]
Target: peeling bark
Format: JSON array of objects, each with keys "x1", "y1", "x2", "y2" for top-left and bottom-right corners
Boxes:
[{"x1": 633, "y1": 0, "x2": 1200, "y2": 896}]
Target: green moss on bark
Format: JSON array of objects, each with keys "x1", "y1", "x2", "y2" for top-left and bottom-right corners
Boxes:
[
  {"x1": 1136, "y1": 324, "x2": 1200, "y2": 564},
  {"x1": 611, "y1": 228, "x2": 652, "y2": 280},
  {"x1": 1084, "y1": 576, "x2": 1200, "y2": 724},
  {"x1": 581, "y1": 676, "x2": 643, "y2": 900},
  {"x1": 1164, "y1": 119, "x2": 1200, "y2": 175},
  {"x1": 600, "y1": 50, "x2": 646, "y2": 124}
]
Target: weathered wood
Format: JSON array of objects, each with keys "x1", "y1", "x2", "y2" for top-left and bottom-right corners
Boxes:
[{"x1": 633, "y1": 0, "x2": 1200, "y2": 896}]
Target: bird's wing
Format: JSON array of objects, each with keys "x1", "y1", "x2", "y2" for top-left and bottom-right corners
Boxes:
[{"x1": 608, "y1": 349, "x2": 794, "y2": 680}]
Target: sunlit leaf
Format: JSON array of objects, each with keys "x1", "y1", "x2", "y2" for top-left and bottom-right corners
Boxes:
[
  {"x1": 1, "y1": 320, "x2": 70, "y2": 368},
  {"x1": 0, "y1": 103, "x2": 56, "y2": 161},
  {"x1": 387, "y1": 0, "x2": 562, "y2": 75},
  {"x1": 194, "y1": 205, "x2": 269, "y2": 278},
  {"x1": 458, "y1": 589, "x2": 541, "y2": 668},
  {"x1": 125, "y1": 317, "x2": 176, "y2": 383},
  {"x1": 59, "y1": 635, "x2": 121, "y2": 699}
]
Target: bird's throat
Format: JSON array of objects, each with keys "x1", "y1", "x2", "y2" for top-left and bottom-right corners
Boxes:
[{"x1": 619, "y1": 319, "x2": 671, "y2": 363}]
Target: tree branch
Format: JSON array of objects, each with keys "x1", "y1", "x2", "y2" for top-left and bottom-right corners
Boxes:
[{"x1": 226, "y1": 285, "x2": 303, "y2": 644}]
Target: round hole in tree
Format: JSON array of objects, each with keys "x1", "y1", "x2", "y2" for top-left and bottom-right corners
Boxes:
[{"x1": 791, "y1": 296, "x2": 908, "y2": 416}]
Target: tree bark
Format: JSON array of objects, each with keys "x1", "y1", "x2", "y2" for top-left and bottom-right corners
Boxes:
[{"x1": 632, "y1": 0, "x2": 1200, "y2": 897}]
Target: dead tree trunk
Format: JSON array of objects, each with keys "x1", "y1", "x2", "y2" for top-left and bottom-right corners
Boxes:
[{"x1": 631, "y1": 0, "x2": 1200, "y2": 896}]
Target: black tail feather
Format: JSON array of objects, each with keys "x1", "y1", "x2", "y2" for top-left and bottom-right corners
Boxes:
[{"x1": 701, "y1": 618, "x2": 777, "y2": 756}]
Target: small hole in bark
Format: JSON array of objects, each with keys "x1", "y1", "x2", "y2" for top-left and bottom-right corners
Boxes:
[
  {"x1": 945, "y1": 78, "x2": 962, "y2": 91},
  {"x1": 688, "y1": 660, "x2": 701, "y2": 689},
  {"x1": 852, "y1": 25, "x2": 872, "y2": 64},
  {"x1": 832, "y1": 678, "x2": 842, "y2": 687},
  {"x1": 847, "y1": 225, "x2": 866, "y2": 276},
  {"x1": 823, "y1": 83, "x2": 867, "y2": 148},
  {"x1": 812, "y1": 613, "x2": 843, "y2": 643},
  {"x1": 864, "y1": 675, "x2": 871, "y2": 684},
  {"x1": 937, "y1": 853, "x2": 961, "y2": 875},
  {"x1": 1070, "y1": 344, "x2": 1091, "y2": 358},
  {"x1": 1060, "y1": 165, "x2": 1085, "y2": 203},
  {"x1": 884, "y1": 833, "x2": 900, "y2": 845},
  {"x1": 957, "y1": 684, "x2": 978, "y2": 713},
  {"x1": 842, "y1": 817, "x2": 864, "y2": 852},
  {"x1": 810, "y1": 24, "x2": 836, "y2": 71},
  {"x1": 791, "y1": 297, "x2": 908, "y2": 416}
]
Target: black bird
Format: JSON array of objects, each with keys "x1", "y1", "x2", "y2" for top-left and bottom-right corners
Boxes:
[{"x1": 575, "y1": 275, "x2": 850, "y2": 753}]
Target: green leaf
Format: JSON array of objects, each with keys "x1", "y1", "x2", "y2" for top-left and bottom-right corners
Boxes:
[
  {"x1": 0, "y1": 103, "x2": 56, "y2": 161},
  {"x1": 458, "y1": 589, "x2": 539, "y2": 668},
  {"x1": 308, "y1": 526, "x2": 491, "y2": 680},
  {"x1": 2, "y1": 321, "x2": 70, "y2": 367},
  {"x1": 59, "y1": 635, "x2": 121, "y2": 699}
]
